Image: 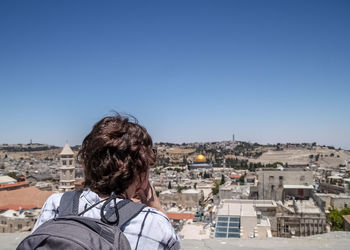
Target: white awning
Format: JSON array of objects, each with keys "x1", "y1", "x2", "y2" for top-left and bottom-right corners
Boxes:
[{"x1": 283, "y1": 185, "x2": 314, "y2": 189}]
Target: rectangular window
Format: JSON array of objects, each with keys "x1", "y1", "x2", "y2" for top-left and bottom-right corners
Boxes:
[
  {"x1": 229, "y1": 217, "x2": 240, "y2": 222},
  {"x1": 69, "y1": 160, "x2": 73, "y2": 165},
  {"x1": 228, "y1": 228, "x2": 240, "y2": 233},
  {"x1": 229, "y1": 222, "x2": 239, "y2": 227},
  {"x1": 62, "y1": 160, "x2": 66, "y2": 165},
  {"x1": 216, "y1": 227, "x2": 227, "y2": 232},
  {"x1": 18, "y1": 224, "x2": 22, "y2": 230},
  {"x1": 217, "y1": 222, "x2": 228, "y2": 227},
  {"x1": 217, "y1": 217, "x2": 228, "y2": 222},
  {"x1": 228, "y1": 233, "x2": 240, "y2": 238},
  {"x1": 215, "y1": 232, "x2": 227, "y2": 238}
]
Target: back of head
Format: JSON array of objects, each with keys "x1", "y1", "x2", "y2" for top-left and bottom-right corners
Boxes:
[{"x1": 79, "y1": 114, "x2": 156, "y2": 196}]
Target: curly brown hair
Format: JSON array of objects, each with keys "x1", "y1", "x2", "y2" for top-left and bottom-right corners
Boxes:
[{"x1": 79, "y1": 114, "x2": 156, "y2": 196}]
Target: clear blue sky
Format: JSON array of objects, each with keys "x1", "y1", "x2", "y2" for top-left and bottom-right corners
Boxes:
[{"x1": 0, "y1": 0, "x2": 349, "y2": 148}]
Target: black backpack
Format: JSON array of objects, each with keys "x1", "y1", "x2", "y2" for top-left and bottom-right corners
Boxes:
[{"x1": 17, "y1": 190, "x2": 146, "y2": 250}]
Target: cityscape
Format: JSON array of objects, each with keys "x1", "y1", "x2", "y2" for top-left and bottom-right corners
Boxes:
[
  {"x1": 1, "y1": 1, "x2": 350, "y2": 249},
  {"x1": 0, "y1": 138, "x2": 349, "y2": 248}
]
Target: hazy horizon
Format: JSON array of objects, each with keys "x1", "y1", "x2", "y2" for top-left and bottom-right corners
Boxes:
[
  {"x1": 1, "y1": 1, "x2": 349, "y2": 149},
  {"x1": 0, "y1": 138, "x2": 348, "y2": 151}
]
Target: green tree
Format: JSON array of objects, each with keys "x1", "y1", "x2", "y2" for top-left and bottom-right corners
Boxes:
[
  {"x1": 266, "y1": 162, "x2": 283, "y2": 168},
  {"x1": 329, "y1": 209, "x2": 344, "y2": 230},
  {"x1": 315, "y1": 154, "x2": 320, "y2": 161},
  {"x1": 212, "y1": 180, "x2": 220, "y2": 195},
  {"x1": 328, "y1": 208, "x2": 350, "y2": 231},
  {"x1": 177, "y1": 185, "x2": 188, "y2": 193},
  {"x1": 220, "y1": 174, "x2": 225, "y2": 185},
  {"x1": 239, "y1": 175, "x2": 245, "y2": 185}
]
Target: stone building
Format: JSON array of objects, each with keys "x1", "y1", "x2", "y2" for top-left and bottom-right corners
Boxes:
[
  {"x1": 58, "y1": 144, "x2": 76, "y2": 192},
  {"x1": 159, "y1": 190, "x2": 179, "y2": 207},
  {"x1": 159, "y1": 189, "x2": 203, "y2": 210},
  {"x1": 219, "y1": 184, "x2": 250, "y2": 200},
  {"x1": 181, "y1": 189, "x2": 204, "y2": 209},
  {"x1": 319, "y1": 175, "x2": 345, "y2": 194},
  {"x1": 276, "y1": 199, "x2": 327, "y2": 237},
  {"x1": 0, "y1": 210, "x2": 37, "y2": 233},
  {"x1": 257, "y1": 168, "x2": 314, "y2": 201},
  {"x1": 313, "y1": 193, "x2": 350, "y2": 212}
]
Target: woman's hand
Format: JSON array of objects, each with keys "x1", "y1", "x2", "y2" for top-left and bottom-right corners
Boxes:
[{"x1": 136, "y1": 181, "x2": 166, "y2": 215}]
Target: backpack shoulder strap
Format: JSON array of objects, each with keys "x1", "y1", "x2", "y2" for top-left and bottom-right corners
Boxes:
[
  {"x1": 117, "y1": 201, "x2": 146, "y2": 227},
  {"x1": 103, "y1": 199, "x2": 146, "y2": 227},
  {"x1": 58, "y1": 190, "x2": 83, "y2": 217}
]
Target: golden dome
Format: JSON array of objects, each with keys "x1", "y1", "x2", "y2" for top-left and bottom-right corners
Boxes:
[{"x1": 195, "y1": 154, "x2": 206, "y2": 163}]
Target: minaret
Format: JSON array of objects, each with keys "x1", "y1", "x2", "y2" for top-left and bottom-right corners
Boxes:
[
  {"x1": 232, "y1": 133, "x2": 236, "y2": 149},
  {"x1": 59, "y1": 144, "x2": 76, "y2": 192}
]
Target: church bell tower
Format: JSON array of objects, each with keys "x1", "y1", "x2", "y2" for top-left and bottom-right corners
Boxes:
[{"x1": 58, "y1": 144, "x2": 76, "y2": 192}]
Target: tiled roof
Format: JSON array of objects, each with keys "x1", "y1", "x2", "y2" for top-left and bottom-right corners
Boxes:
[
  {"x1": 0, "y1": 186, "x2": 53, "y2": 210},
  {"x1": 166, "y1": 212, "x2": 195, "y2": 220},
  {"x1": 0, "y1": 204, "x2": 37, "y2": 211},
  {"x1": 343, "y1": 215, "x2": 350, "y2": 224},
  {"x1": 0, "y1": 181, "x2": 29, "y2": 190}
]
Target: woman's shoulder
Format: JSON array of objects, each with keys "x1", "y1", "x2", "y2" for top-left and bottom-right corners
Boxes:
[
  {"x1": 47, "y1": 192, "x2": 64, "y2": 204},
  {"x1": 124, "y1": 206, "x2": 180, "y2": 247},
  {"x1": 42, "y1": 192, "x2": 64, "y2": 210}
]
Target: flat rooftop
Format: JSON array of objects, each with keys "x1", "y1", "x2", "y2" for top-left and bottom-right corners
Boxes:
[
  {"x1": 1, "y1": 232, "x2": 350, "y2": 250},
  {"x1": 217, "y1": 202, "x2": 241, "y2": 216},
  {"x1": 217, "y1": 200, "x2": 257, "y2": 217},
  {"x1": 284, "y1": 200, "x2": 322, "y2": 214},
  {"x1": 182, "y1": 232, "x2": 350, "y2": 250}
]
